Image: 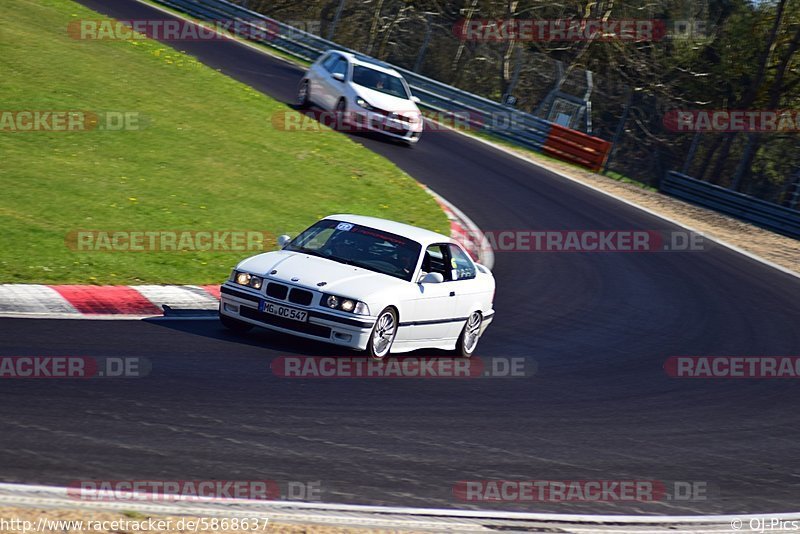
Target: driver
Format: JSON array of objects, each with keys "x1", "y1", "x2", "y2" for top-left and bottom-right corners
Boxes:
[
  {"x1": 397, "y1": 248, "x2": 418, "y2": 276},
  {"x1": 325, "y1": 235, "x2": 351, "y2": 259}
]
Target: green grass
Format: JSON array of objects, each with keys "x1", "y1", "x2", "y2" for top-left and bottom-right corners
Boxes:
[
  {"x1": 0, "y1": 0, "x2": 448, "y2": 285},
  {"x1": 603, "y1": 170, "x2": 657, "y2": 191}
]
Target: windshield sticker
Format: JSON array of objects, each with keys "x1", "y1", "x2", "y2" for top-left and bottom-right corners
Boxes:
[{"x1": 336, "y1": 222, "x2": 354, "y2": 232}]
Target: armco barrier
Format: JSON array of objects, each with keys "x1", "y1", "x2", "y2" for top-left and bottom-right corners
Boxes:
[
  {"x1": 151, "y1": 0, "x2": 611, "y2": 170},
  {"x1": 661, "y1": 171, "x2": 800, "y2": 238},
  {"x1": 543, "y1": 124, "x2": 612, "y2": 171}
]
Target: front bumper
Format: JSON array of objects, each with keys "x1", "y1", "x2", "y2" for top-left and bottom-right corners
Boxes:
[
  {"x1": 352, "y1": 110, "x2": 422, "y2": 143},
  {"x1": 219, "y1": 283, "x2": 376, "y2": 351}
]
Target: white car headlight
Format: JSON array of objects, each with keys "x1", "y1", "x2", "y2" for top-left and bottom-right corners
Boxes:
[
  {"x1": 234, "y1": 271, "x2": 262, "y2": 289},
  {"x1": 323, "y1": 294, "x2": 369, "y2": 315},
  {"x1": 355, "y1": 97, "x2": 373, "y2": 111}
]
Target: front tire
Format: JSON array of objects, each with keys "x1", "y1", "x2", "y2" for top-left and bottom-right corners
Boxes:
[
  {"x1": 455, "y1": 311, "x2": 482, "y2": 357},
  {"x1": 367, "y1": 307, "x2": 398, "y2": 360},
  {"x1": 220, "y1": 313, "x2": 254, "y2": 334},
  {"x1": 335, "y1": 99, "x2": 348, "y2": 130},
  {"x1": 297, "y1": 80, "x2": 310, "y2": 108}
]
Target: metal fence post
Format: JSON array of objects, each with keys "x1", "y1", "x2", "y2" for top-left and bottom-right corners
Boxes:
[
  {"x1": 602, "y1": 88, "x2": 632, "y2": 174},
  {"x1": 327, "y1": 0, "x2": 346, "y2": 40}
]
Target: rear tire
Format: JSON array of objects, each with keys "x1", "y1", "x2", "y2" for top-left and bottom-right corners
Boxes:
[
  {"x1": 367, "y1": 307, "x2": 398, "y2": 360},
  {"x1": 220, "y1": 313, "x2": 254, "y2": 334},
  {"x1": 455, "y1": 311, "x2": 482, "y2": 358}
]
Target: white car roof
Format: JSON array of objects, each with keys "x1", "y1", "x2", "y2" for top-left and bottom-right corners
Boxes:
[
  {"x1": 329, "y1": 50, "x2": 403, "y2": 78},
  {"x1": 324, "y1": 214, "x2": 453, "y2": 247}
]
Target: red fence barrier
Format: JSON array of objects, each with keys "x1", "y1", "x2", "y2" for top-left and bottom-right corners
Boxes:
[{"x1": 543, "y1": 124, "x2": 612, "y2": 172}]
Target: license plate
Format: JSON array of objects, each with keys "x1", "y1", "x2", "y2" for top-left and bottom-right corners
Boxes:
[{"x1": 259, "y1": 301, "x2": 308, "y2": 322}]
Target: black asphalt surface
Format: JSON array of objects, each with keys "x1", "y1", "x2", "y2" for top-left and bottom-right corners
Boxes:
[{"x1": 2, "y1": 0, "x2": 800, "y2": 515}]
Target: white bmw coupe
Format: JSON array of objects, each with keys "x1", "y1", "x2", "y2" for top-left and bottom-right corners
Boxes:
[{"x1": 219, "y1": 215, "x2": 495, "y2": 359}]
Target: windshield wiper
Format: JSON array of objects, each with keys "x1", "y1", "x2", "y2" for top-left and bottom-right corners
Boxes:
[
  {"x1": 335, "y1": 257, "x2": 380, "y2": 272},
  {"x1": 292, "y1": 247, "x2": 324, "y2": 258}
]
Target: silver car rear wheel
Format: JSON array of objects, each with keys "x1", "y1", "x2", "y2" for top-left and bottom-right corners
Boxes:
[{"x1": 456, "y1": 311, "x2": 482, "y2": 357}]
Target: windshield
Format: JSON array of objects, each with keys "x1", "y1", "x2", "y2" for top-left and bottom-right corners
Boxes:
[
  {"x1": 285, "y1": 219, "x2": 422, "y2": 281},
  {"x1": 351, "y1": 66, "x2": 410, "y2": 100}
]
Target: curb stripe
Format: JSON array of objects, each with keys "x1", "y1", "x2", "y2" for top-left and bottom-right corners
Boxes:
[
  {"x1": 52, "y1": 286, "x2": 161, "y2": 315},
  {"x1": 133, "y1": 285, "x2": 218, "y2": 311},
  {"x1": 0, "y1": 285, "x2": 79, "y2": 314},
  {"x1": 201, "y1": 284, "x2": 222, "y2": 299}
]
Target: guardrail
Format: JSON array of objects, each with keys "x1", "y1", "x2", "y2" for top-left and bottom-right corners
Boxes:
[
  {"x1": 661, "y1": 171, "x2": 800, "y2": 238},
  {"x1": 151, "y1": 0, "x2": 611, "y2": 170}
]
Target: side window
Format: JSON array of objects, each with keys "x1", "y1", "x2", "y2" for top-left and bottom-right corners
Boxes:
[
  {"x1": 330, "y1": 58, "x2": 348, "y2": 79},
  {"x1": 322, "y1": 54, "x2": 339, "y2": 72},
  {"x1": 423, "y1": 244, "x2": 452, "y2": 281},
  {"x1": 448, "y1": 244, "x2": 476, "y2": 281}
]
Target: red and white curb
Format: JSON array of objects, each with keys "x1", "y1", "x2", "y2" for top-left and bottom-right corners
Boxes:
[
  {"x1": 0, "y1": 284, "x2": 221, "y2": 319},
  {"x1": 425, "y1": 186, "x2": 494, "y2": 270},
  {"x1": 0, "y1": 193, "x2": 491, "y2": 319}
]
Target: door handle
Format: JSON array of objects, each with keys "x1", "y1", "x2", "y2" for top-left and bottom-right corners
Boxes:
[{"x1": 450, "y1": 291, "x2": 456, "y2": 297}]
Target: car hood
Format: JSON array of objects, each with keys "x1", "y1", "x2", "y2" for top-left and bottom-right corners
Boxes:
[
  {"x1": 237, "y1": 251, "x2": 407, "y2": 298},
  {"x1": 352, "y1": 86, "x2": 419, "y2": 114}
]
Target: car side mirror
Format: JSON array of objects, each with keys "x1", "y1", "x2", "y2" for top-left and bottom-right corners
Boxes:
[
  {"x1": 418, "y1": 272, "x2": 444, "y2": 284},
  {"x1": 277, "y1": 235, "x2": 292, "y2": 248},
  {"x1": 411, "y1": 96, "x2": 421, "y2": 104},
  {"x1": 332, "y1": 73, "x2": 345, "y2": 82}
]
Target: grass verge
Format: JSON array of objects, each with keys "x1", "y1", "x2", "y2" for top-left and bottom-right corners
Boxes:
[{"x1": 0, "y1": 0, "x2": 448, "y2": 285}]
